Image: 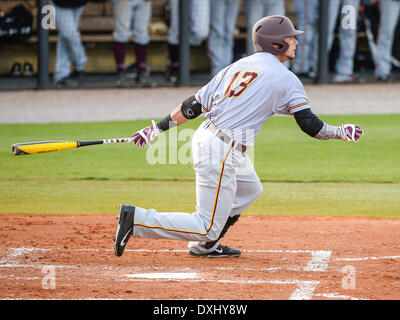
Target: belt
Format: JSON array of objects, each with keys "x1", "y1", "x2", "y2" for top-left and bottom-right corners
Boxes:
[{"x1": 205, "y1": 120, "x2": 247, "y2": 153}]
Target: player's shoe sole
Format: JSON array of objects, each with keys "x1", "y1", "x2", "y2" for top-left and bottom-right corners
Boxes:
[
  {"x1": 189, "y1": 244, "x2": 241, "y2": 258},
  {"x1": 114, "y1": 204, "x2": 135, "y2": 257}
]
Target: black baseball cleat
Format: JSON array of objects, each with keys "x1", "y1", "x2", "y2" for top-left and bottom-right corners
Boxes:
[
  {"x1": 114, "y1": 204, "x2": 135, "y2": 257},
  {"x1": 189, "y1": 244, "x2": 241, "y2": 258}
]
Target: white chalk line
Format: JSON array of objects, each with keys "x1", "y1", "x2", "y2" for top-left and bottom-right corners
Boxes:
[
  {"x1": 0, "y1": 275, "x2": 368, "y2": 301},
  {"x1": 25, "y1": 248, "x2": 325, "y2": 253},
  {"x1": 334, "y1": 255, "x2": 400, "y2": 262},
  {"x1": 0, "y1": 247, "x2": 327, "y2": 300},
  {"x1": 314, "y1": 293, "x2": 370, "y2": 300},
  {"x1": 0, "y1": 272, "x2": 320, "y2": 300},
  {"x1": 3, "y1": 247, "x2": 398, "y2": 300},
  {"x1": 0, "y1": 247, "x2": 331, "y2": 273},
  {"x1": 8, "y1": 247, "x2": 395, "y2": 263},
  {"x1": 0, "y1": 248, "x2": 51, "y2": 265},
  {"x1": 4, "y1": 247, "x2": 397, "y2": 263}
]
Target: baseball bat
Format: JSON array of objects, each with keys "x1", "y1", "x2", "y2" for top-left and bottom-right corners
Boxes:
[{"x1": 12, "y1": 137, "x2": 134, "y2": 156}]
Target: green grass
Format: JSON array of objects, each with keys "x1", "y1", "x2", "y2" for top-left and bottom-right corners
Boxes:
[
  {"x1": 0, "y1": 180, "x2": 398, "y2": 218},
  {"x1": 0, "y1": 114, "x2": 399, "y2": 217}
]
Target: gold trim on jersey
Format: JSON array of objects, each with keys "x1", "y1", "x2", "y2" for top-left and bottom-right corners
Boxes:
[{"x1": 288, "y1": 101, "x2": 309, "y2": 111}]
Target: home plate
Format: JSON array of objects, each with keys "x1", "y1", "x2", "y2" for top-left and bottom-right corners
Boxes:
[{"x1": 126, "y1": 272, "x2": 198, "y2": 279}]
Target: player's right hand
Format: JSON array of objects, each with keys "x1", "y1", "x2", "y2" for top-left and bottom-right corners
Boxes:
[
  {"x1": 131, "y1": 120, "x2": 161, "y2": 148},
  {"x1": 340, "y1": 123, "x2": 364, "y2": 143}
]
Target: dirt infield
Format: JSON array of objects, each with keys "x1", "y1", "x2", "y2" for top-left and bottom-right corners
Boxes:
[{"x1": 1, "y1": 214, "x2": 400, "y2": 300}]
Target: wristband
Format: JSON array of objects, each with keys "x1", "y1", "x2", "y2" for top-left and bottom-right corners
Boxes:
[{"x1": 157, "y1": 114, "x2": 177, "y2": 132}]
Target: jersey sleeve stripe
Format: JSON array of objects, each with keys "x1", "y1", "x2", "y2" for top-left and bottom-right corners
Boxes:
[{"x1": 288, "y1": 101, "x2": 309, "y2": 111}]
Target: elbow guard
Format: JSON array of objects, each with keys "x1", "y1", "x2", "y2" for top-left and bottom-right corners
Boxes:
[{"x1": 181, "y1": 96, "x2": 203, "y2": 119}]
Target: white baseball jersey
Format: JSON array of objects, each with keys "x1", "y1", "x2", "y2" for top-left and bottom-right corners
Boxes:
[
  {"x1": 195, "y1": 52, "x2": 310, "y2": 147},
  {"x1": 129, "y1": 52, "x2": 308, "y2": 255}
]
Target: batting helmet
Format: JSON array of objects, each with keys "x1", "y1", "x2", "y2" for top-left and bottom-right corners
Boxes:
[{"x1": 252, "y1": 15, "x2": 304, "y2": 55}]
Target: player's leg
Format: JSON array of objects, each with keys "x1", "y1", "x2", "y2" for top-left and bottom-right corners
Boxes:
[
  {"x1": 166, "y1": 0, "x2": 180, "y2": 83},
  {"x1": 188, "y1": 153, "x2": 263, "y2": 257},
  {"x1": 132, "y1": 0, "x2": 155, "y2": 86},
  {"x1": 222, "y1": 0, "x2": 240, "y2": 70},
  {"x1": 375, "y1": 0, "x2": 400, "y2": 79},
  {"x1": 208, "y1": 0, "x2": 226, "y2": 77},
  {"x1": 70, "y1": 6, "x2": 87, "y2": 75},
  {"x1": 53, "y1": 5, "x2": 85, "y2": 84},
  {"x1": 53, "y1": 5, "x2": 70, "y2": 83},
  {"x1": 230, "y1": 159, "x2": 263, "y2": 218},
  {"x1": 112, "y1": 0, "x2": 134, "y2": 78},
  {"x1": 308, "y1": 0, "x2": 319, "y2": 75},
  {"x1": 326, "y1": 0, "x2": 341, "y2": 52},
  {"x1": 167, "y1": 0, "x2": 179, "y2": 46},
  {"x1": 189, "y1": 0, "x2": 210, "y2": 46},
  {"x1": 264, "y1": 0, "x2": 285, "y2": 16},
  {"x1": 333, "y1": 0, "x2": 360, "y2": 82},
  {"x1": 245, "y1": 0, "x2": 264, "y2": 54},
  {"x1": 293, "y1": 0, "x2": 319, "y2": 75},
  {"x1": 292, "y1": 0, "x2": 307, "y2": 74},
  {"x1": 128, "y1": 125, "x2": 238, "y2": 242}
]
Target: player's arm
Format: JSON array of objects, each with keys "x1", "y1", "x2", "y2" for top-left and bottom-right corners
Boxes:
[
  {"x1": 131, "y1": 96, "x2": 203, "y2": 148},
  {"x1": 294, "y1": 108, "x2": 364, "y2": 142},
  {"x1": 158, "y1": 95, "x2": 203, "y2": 130}
]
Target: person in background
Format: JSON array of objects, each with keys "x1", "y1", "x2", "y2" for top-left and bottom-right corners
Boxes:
[
  {"x1": 52, "y1": 0, "x2": 88, "y2": 88},
  {"x1": 292, "y1": 0, "x2": 319, "y2": 79},
  {"x1": 244, "y1": 0, "x2": 286, "y2": 54},
  {"x1": 208, "y1": 0, "x2": 240, "y2": 77},
  {"x1": 374, "y1": 0, "x2": 400, "y2": 81},
  {"x1": 112, "y1": 0, "x2": 155, "y2": 87},
  {"x1": 326, "y1": 0, "x2": 360, "y2": 83},
  {"x1": 166, "y1": 0, "x2": 210, "y2": 85}
]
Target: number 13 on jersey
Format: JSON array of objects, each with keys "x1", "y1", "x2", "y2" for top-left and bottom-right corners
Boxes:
[{"x1": 224, "y1": 71, "x2": 259, "y2": 98}]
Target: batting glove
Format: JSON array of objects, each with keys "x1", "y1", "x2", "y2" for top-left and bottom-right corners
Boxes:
[
  {"x1": 340, "y1": 123, "x2": 364, "y2": 143},
  {"x1": 131, "y1": 120, "x2": 161, "y2": 148}
]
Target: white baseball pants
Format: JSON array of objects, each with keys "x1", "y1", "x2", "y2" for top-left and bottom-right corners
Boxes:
[
  {"x1": 132, "y1": 120, "x2": 263, "y2": 242},
  {"x1": 112, "y1": 0, "x2": 152, "y2": 45},
  {"x1": 168, "y1": 0, "x2": 210, "y2": 46}
]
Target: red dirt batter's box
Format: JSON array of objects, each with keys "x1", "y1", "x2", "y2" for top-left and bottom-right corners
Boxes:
[{"x1": 0, "y1": 215, "x2": 400, "y2": 299}]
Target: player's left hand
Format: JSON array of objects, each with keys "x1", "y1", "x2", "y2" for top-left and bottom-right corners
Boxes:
[
  {"x1": 341, "y1": 123, "x2": 364, "y2": 143},
  {"x1": 131, "y1": 120, "x2": 161, "y2": 148}
]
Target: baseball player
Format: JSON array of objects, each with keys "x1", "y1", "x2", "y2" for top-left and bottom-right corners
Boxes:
[{"x1": 114, "y1": 15, "x2": 364, "y2": 258}]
